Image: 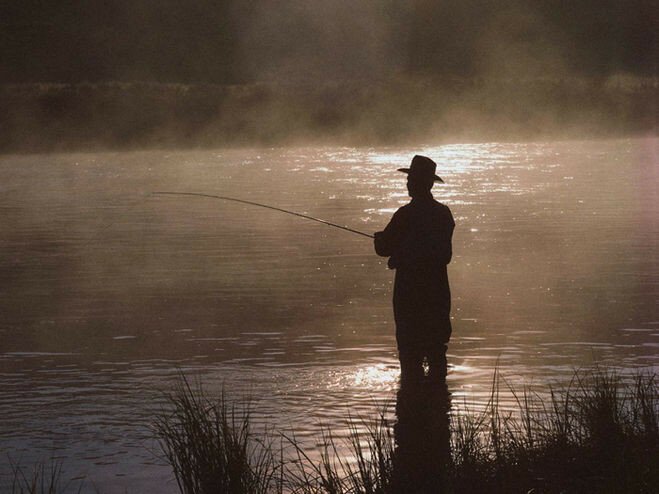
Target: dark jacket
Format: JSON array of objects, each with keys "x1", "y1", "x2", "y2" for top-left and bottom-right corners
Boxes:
[{"x1": 374, "y1": 194, "x2": 455, "y2": 349}]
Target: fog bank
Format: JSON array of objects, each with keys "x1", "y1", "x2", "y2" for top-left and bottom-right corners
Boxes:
[{"x1": 1, "y1": 76, "x2": 656, "y2": 153}]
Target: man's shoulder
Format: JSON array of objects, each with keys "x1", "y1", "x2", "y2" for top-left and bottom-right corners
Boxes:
[
  {"x1": 431, "y1": 200, "x2": 455, "y2": 225},
  {"x1": 432, "y1": 199, "x2": 450, "y2": 209},
  {"x1": 395, "y1": 199, "x2": 452, "y2": 218},
  {"x1": 430, "y1": 199, "x2": 452, "y2": 213},
  {"x1": 393, "y1": 203, "x2": 413, "y2": 217}
]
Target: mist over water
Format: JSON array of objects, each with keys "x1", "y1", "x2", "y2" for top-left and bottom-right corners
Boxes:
[
  {"x1": 0, "y1": 137, "x2": 657, "y2": 491},
  {"x1": 1, "y1": 1, "x2": 656, "y2": 153}
]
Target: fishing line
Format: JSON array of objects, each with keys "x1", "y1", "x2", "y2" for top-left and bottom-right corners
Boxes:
[{"x1": 151, "y1": 191, "x2": 374, "y2": 239}]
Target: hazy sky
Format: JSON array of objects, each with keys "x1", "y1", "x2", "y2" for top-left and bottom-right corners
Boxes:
[{"x1": 1, "y1": 0, "x2": 655, "y2": 83}]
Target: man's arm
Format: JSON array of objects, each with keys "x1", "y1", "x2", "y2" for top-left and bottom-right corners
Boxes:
[
  {"x1": 374, "y1": 210, "x2": 402, "y2": 258},
  {"x1": 374, "y1": 231, "x2": 392, "y2": 257}
]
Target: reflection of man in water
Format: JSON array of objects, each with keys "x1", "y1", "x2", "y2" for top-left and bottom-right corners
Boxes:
[
  {"x1": 374, "y1": 155, "x2": 454, "y2": 381},
  {"x1": 392, "y1": 378, "x2": 451, "y2": 492}
]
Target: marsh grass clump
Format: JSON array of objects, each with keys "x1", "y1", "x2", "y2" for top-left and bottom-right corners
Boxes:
[
  {"x1": 153, "y1": 375, "x2": 281, "y2": 494},
  {"x1": 450, "y1": 369, "x2": 659, "y2": 493},
  {"x1": 7, "y1": 458, "x2": 83, "y2": 494},
  {"x1": 285, "y1": 410, "x2": 395, "y2": 494},
  {"x1": 155, "y1": 369, "x2": 657, "y2": 494}
]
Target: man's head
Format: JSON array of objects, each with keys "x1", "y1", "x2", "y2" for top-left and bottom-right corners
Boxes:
[
  {"x1": 406, "y1": 173, "x2": 434, "y2": 197},
  {"x1": 398, "y1": 155, "x2": 444, "y2": 198}
]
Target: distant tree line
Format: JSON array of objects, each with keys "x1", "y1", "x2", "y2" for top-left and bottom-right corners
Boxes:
[
  {"x1": 1, "y1": 77, "x2": 655, "y2": 152},
  {"x1": 0, "y1": 0, "x2": 655, "y2": 84}
]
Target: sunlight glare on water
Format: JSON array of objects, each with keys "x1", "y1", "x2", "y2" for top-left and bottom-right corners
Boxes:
[{"x1": 353, "y1": 364, "x2": 399, "y2": 387}]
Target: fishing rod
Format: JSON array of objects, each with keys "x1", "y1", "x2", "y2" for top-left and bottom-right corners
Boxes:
[{"x1": 151, "y1": 191, "x2": 375, "y2": 239}]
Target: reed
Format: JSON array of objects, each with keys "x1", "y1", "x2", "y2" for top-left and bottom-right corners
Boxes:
[
  {"x1": 152, "y1": 374, "x2": 282, "y2": 494},
  {"x1": 449, "y1": 369, "x2": 659, "y2": 493},
  {"x1": 154, "y1": 368, "x2": 658, "y2": 494},
  {"x1": 284, "y1": 410, "x2": 394, "y2": 494},
  {"x1": 7, "y1": 458, "x2": 83, "y2": 494}
]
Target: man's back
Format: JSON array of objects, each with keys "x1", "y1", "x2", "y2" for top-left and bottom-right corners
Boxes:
[{"x1": 375, "y1": 194, "x2": 454, "y2": 271}]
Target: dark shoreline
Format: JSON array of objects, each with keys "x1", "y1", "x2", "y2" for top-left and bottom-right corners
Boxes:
[{"x1": 1, "y1": 77, "x2": 656, "y2": 155}]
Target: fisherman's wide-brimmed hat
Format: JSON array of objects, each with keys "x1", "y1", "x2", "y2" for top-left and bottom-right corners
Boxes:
[{"x1": 398, "y1": 155, "x2": 444, "y2": 183}]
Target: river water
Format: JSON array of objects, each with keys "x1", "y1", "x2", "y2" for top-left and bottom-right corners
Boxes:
[{"x1": 0, "y1": 138, "x2": 657, "y2": 492}]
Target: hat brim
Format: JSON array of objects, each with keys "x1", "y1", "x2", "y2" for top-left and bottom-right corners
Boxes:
[{"x1": 398, "y1": 168, "x2": 445, "y2": 183}]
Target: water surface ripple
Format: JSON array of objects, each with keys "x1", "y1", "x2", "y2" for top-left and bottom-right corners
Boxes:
[{"x1": 0, "y1": 138, "x2": 657, "y2": 492}]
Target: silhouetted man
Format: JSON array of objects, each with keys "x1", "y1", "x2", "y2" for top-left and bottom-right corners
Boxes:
[{"x1": 374, "y1": 155, "x2": 454, "y2": 381}]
